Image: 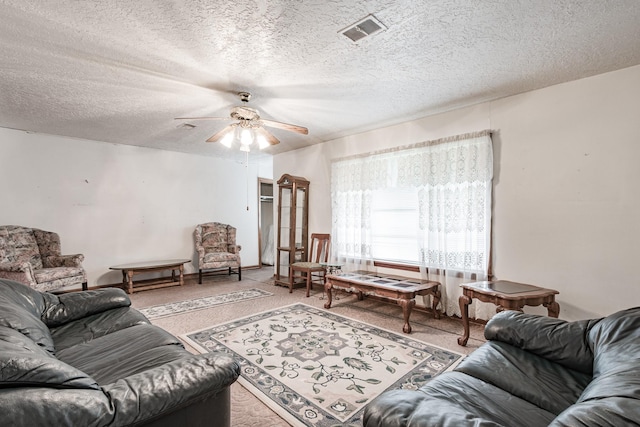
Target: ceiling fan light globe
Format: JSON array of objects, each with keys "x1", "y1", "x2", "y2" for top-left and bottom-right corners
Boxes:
[
  {"x1": 220, "y1": 132, "x2": 234, "y2": 148},
  {"x1": 257, "y1": 134, "x2": 270, "y2": 150},
  {"x1": 239, "y1": 144, "x2": 250, "y2": 152},
  {"x1": 240, "y1": 128, "x2": 253, "y2": 146}
]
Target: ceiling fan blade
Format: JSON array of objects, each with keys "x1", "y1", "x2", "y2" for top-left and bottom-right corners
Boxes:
[
  {"x1": 206, "y1": 125, "x2": 235, "y2": 143},
  {"x1": 260, "y1": 119, "x2": 309, "y2": 135},
  {"x1": 175, "y1": 116, "x2": 232, "y2": 121},
  {"x1": 255, "y1": 127, "x2": 280, "y2": 146}
]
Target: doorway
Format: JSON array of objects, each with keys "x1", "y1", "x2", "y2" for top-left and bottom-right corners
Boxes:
[{"x1": 258, "y1": 178, "x2": 274, "y2": 266}]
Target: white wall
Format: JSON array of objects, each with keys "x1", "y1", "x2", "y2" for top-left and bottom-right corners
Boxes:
[
  {"x1": 274, "y1": 64, "x2": 640, "y2": 321},
  {"x1": 0, "y1": 128, "x2": 272, "y2": 287}
]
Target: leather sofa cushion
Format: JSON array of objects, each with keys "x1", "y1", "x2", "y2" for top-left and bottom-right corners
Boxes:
[
  {"x1": 484, "y1": 311, "x2": 596, "y2": 375},
  {"x1": 0, "y1": 280, "x2": 137, "y2": 356},
  {"x1": 0, "y1": 298, "x2": 56, "y2": 354},
  {"x1": 456, "y1": 341, "x2": 591, "y2": 415},
  {"x1": 0, "y1": 326, "x2": 98, "y2": 390},
  {"x1": 0, "y1": 280, "x2": 58, "y2": 354},
  {"x1": 57, "y1": 324, "x2": 188, "y2": 384},
  {"x1": 50, "y1": 306, "x2": 149, "y2": 351},
  {"x1": 43, "y1": 288, "x2": 131, "y2": 327}
]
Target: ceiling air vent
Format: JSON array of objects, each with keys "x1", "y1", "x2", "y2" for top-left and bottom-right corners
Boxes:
[{"x1": 340, "y1": 14, "x2": 387, "y2": 42}]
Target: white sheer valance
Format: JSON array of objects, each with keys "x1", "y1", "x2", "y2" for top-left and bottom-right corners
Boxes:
[
  {"x1": 331, "y1": 130, "x2": 495, "y2": 319},
  {"x1": 332, "y1": 131, "x2": 492, "y2": 189}
]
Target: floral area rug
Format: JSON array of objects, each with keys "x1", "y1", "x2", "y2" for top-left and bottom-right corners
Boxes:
[
  {"x1": 138, "y1": 288, "x2": 273, "y2": 319},
  {"x1": 183, "y1": 303, "x2": 464, "y2": 426}
]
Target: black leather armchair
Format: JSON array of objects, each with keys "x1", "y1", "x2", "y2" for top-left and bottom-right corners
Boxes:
[
  {"x1": 0, "y1": 278, "x2": 240, "y2": 427},
  {"x1": 364, "y1": 307, "x2": 640, "y2": 426}
]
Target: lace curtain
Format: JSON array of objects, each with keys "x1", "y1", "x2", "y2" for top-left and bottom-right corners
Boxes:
[{"x1": 331, "y1": 130, "x2": 495, "y2": 320}]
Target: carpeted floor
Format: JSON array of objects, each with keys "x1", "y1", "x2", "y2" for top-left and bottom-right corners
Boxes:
[{"x1": 129, "y1": 267, "x2": 486, "y2": 427}]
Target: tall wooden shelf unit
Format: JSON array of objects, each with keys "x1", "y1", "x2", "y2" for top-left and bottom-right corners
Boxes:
[{"x1": 275, "y1": 174, "x2": 310, "y2": 287}]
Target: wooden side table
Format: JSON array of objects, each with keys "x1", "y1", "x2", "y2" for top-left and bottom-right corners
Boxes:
[{"x1": 458, "y1": 280, "x2": 560, "y2": 346}]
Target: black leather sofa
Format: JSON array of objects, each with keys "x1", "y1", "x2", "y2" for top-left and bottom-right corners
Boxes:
[
  {"x1": 364, "y1": 307, "x2": 640, "y2": 426},
  {"x1": 0, "y1": 278, "x2": 240, "y2": 427}
]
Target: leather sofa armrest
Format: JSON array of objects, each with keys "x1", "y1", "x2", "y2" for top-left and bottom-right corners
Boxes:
[
  {"x1": 43, "y1": 288, "x2": 131, "y2": 327},
  {"x1": 0, "y1": 353, "x2": 239, "y2": 427},
  {"x1": 484, "y1": 310, "x2": 597, "y2": 374},
  {"x1": 103, "y1": 352, "x2": 240, "y2": 426}
]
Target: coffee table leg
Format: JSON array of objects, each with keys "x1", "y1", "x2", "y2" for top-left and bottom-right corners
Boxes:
[
  {"x1": 179, "y1": 264, "x2": 184, "y2": 286},
  {"x1": 545, "y1": 300, "x2": 560, "y2": 318},
  {"x1": 323, "y1": 282, "x2": 333, "y2": 309},
  {"x1": 458, "y1": 294, "x2": 472, "y2": 346},
  {"x1": 431, "y1": 289, "x2": 442, "y2": 319},
  {"x1": 398, "y1": 298, "x2": 416, "y2": 334},
  {"x1": 126, "y1": 270, "x2": 134, "y2": 295}
]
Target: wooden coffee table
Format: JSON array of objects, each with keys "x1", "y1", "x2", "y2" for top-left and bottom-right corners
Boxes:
[
  {"x1": 109, "y1": 259, "x2": 191, "y2": 294},
  {"x1": 324, "y1": 270, "x2": 441, "y2": 334},
  {"x1": 458, "y1": 280, "x2": 560, "y2": 346}
]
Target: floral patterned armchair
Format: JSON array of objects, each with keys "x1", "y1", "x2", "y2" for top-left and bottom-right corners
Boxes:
[
  {"x1": 0, "y1": 225, "x2": 87, "y2": 292},
  {"x1": 194, "y1": 222, "x2": 241, "y2": 284}
]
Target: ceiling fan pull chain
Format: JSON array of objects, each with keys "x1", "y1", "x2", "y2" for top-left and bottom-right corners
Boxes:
[{"x1": 246, "y1": 151, "x2": 250, "y2": 211}]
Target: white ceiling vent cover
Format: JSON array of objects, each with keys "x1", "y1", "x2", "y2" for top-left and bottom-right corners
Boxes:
[{"x1": 340, "y1": 14, "x2": 387, "y2": 42}]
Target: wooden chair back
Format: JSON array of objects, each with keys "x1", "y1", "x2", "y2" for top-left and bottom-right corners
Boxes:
[{"x1": 308, "y1": 233, "x2": 330, "y2": 263}]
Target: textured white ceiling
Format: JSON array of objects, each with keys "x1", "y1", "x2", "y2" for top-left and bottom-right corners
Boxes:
[{"x1": 1, "y1": 0, "x2": 639, "y2": 160}]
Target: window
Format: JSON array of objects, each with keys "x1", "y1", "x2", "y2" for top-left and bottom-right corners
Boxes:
[
  {"x1": 370, "y1": 188, "x2": 419, "y2": 263},
  {"x1": 331, "y1": 131, "x2": 493, "y2": 274}
]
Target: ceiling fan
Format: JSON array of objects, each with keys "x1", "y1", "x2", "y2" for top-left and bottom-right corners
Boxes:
[{"x1": 176, "y1": 91, "x2": 308, "y2": 151}]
